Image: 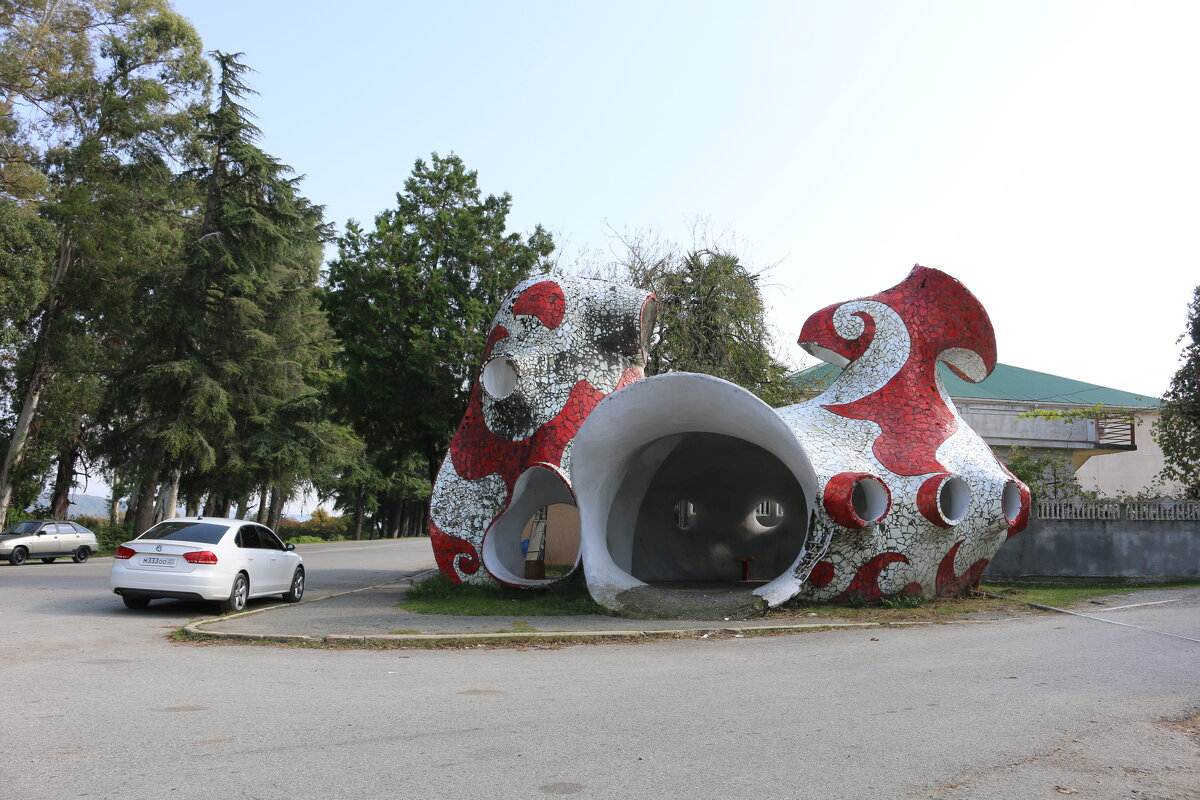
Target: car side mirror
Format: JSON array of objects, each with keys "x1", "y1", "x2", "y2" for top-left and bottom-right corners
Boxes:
[{"x1": 284, "y1": 543, "x2": 295, "y2": 551}]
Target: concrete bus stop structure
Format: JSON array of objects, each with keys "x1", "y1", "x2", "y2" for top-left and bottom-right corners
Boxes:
[{"x1": 430, "y1": 266, "x2": 1032, "y2": 617}]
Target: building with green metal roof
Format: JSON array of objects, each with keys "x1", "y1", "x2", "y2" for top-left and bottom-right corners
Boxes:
[
  {"x1": 791, "y1": 362, "x2": 1159, "y2": 408},
  {"x1": 790, "y1": 362, "x2": 1172, "y2": 497}
]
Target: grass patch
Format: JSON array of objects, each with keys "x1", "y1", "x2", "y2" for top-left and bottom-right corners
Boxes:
[
  {"x1": 776, "y1": 593, "x2": 1018, "y2": 623},
  {"x1": 979, "y1": 581, "x2": 1200, "y2": 608},
  {"x1": 399, "y1": 573, "x2": 609, "y2": 617}
]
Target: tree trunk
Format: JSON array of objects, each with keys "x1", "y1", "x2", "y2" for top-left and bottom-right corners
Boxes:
[
  {"x1": 387, "y1": 494, "x2": 402, "y2": 539},
  {"x1": 151, "y1": 470, "x2": 180, "y2": 524},
  {"x1": 255, "y1": 487, "x2": 267, "y2": 523},
  {"x1": 49, "y1": 437, "x2": 80, "y2": 519},
  {"x1": 132, "y1": 466, "x2": 161, "y2": 536},
  {"x1": 0, "y1": 232, "x2": 74, "y2": 529},
  {"x1": 352, "y1": 494, "x2": 363, "y2": 541},
  {"x1": 235, "y1": 493, "x2": 251, "y2": 520},
  {"x1": 397, "y1": 500, "x2": 409, "y2": 538},
  {"x1": 164, "y1": 471, "x2": 180, "y2": 521},
  {"x1": 267, "y1": 486, "x2": 285, "y2": 531}
]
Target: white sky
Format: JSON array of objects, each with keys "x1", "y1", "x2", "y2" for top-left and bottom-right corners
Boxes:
[
  {"x1": 168, "y1": 0, "x2": 1200, "y2": 401},
  {"x1": 71, "y1": 0, "x2": 1197, "y2": 516},
  {"x1": 170, "y1": 0, "x2": 1199, "y2": 401}
]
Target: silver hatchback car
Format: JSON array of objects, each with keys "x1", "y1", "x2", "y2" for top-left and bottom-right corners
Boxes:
[{"x1": 0, "y1": 520, "x2": 100, "y2": 565}]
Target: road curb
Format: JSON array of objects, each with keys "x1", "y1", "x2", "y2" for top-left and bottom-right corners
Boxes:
[{"x1": 182, "y1": 567, "x2": 440, "y2": 639}]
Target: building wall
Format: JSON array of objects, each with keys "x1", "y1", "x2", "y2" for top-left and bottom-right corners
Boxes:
[
  {"x1": 955, "y1": 401, "x2": 1097, "y2": 451},
  {"x1": 986, "y1": 511, "x2": 1200, "y2": 581},
  {"x1": 1074, "y1": 411, "x2": 1181, "y2": 497}
]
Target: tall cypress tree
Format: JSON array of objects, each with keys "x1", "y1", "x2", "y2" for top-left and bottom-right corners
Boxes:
[{"x1": 109, "y1": 51, "x2": 337, "y2": 531}]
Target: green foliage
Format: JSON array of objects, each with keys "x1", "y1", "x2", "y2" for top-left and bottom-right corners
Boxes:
[
  {"x1": 1017, "y1": 403, "x2": 1137, "y2": 426},
  {"x1": 1154, "y1": 285, "x2": 1200, "y2": 498},
  {"x1": 880, "y1": 593, "x2": 925, "y2": 609},
  {"x1": 982, "y1": 581, "x2": 1200, "y2": 608},
  {"x1": 594, "y1": 231, "x2": 801, "y2": 406},
  {"x1": 101, "y1": 51, "x2": 352, "y2": 527},
  {"x1": 281, "y1": 535, "x2": 327, "y2": 545},
  {"x1": 0, "y1": 0, "x2": 210, "y2": 527},
  {"x1": 399, "y1": 572, "x2": 608, "y2": 616},
  {"x1": 0, "y1": 200, "x2": 54, "y2": 357},
  {"x1": 276, "y1": 508, "x2": 349, "y2": 541},
  {"x1": 325, "y1": 152, "x2": 554, "y2": 526},
  {"x1": 72, "y1": 515, "x2": 132, "y2": 551},
  {"x1": 1003, "y1": 446, "x2": 1090, "y2": 501}
]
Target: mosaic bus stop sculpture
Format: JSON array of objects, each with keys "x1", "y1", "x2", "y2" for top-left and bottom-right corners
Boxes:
[{"x1": 430, "y1": 266, "x2": 1030, "y2": 618}]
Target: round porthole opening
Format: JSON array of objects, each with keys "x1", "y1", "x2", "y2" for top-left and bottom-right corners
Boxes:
[
  {"x1": 481, "y1": 357, "x2": 518, "y2": 399},
  {"x1": 1002, "y1": 480, "x2": 1023, "y2": 524},
  {"x1": 939, "y1": 477, "x2": 972, "y2": 524},
  {"x1": 673, "y1": 499, "x2": 697, "y2": 530}
]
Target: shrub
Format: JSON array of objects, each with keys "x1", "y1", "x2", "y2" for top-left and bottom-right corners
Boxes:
[{"x1": 278, "y1": 508, "x2": 350, "y2": 541}]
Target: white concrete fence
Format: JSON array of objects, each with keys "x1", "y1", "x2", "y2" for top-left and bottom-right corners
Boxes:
[{"x1": 1037, "y1": 499, "x2": 1200, "y2": 521}]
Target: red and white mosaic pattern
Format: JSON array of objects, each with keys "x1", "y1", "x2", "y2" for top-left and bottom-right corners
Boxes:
[
  {"x1": 432, "y1": 264, "x2": 1027, "y2": 608},
  {"x1": 429, "y1": 275, "x2": 654, "y2": 586},
  {"x1": 784, "y1": 264, "x2": 1029, "y2": 601}
]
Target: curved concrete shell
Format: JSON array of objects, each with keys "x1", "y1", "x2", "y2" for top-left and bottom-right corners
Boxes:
[
  {"x1": 570, "y1": 265, "x2": 1030, "y2": 616},
  {"x1": 431, "y1": 264, "x2": 1030, "y2": 618},
  {"x1": 429, "y1": 274, "x2": 656, "y2": 587}
]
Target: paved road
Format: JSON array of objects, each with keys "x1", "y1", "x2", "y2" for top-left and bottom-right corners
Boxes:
[{"x1": 2, "y1": 540, "x2": 1197, "y2": 800}]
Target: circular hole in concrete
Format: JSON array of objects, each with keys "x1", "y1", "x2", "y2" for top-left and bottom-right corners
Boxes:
[
  {"x1": 1002, "y1": 480, "x2": 1022, "y2": 524},
  {"x1": 481, "y1": 357, "x2": 517, "y2": 399},
  {"x1": 939, "y1": 476, "x2": 972, "y2": 525},
  {"x1": 851, "y1": 477, "x2": 889, "y2": 523}
]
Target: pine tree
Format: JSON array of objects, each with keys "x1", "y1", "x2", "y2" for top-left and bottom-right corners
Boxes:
[{"x1": 108, "y1": 52, "x2": 339, "y2": 532}]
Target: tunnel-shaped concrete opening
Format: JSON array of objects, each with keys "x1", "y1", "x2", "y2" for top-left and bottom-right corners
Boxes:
[
  {"x1": 607, "y1": 432, "x2": 811, "y2": 585},
  {"x1": 482, "y1": 467, "x2": 580, "y2": 586}
]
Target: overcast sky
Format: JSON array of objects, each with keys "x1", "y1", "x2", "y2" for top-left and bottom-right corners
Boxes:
[{"x1": 172, "y1": 0, "x2": 1198, "y2": 401}]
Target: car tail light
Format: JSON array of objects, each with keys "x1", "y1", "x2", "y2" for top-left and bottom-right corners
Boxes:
[
  {"x1": 184, "y1": 550, "x2": 218, "y2": 564},
  {"x1": 114, "y1": 545, "x2": 135, "y2": 559}
]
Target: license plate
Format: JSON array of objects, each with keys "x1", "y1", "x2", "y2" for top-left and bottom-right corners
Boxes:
[{"x1": 141, "y1": 555, "x2": 177, "y2": 567}]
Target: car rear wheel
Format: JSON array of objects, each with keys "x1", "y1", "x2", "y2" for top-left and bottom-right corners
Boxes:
[
  {"x1": 122, "y1": 595, "x2": 151, "y2": 609},
  {"x1": 9, "y1": 546, "x2": 27, "y2": 566},
  {"x1": 282, "y1": 567, "x2": 304, "y2": 603},
  {"x1": 219, "y1": 572, "x2": 249, "y2": 614},
  {"x1": 40, "y1": 557, "x2": 56, "y2": 564},
  {"x1": 72, "y1": 547, "x2": 89, "y2": 563}
]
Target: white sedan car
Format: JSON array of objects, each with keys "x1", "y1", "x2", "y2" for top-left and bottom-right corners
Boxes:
[{"x1": 110, "y1": 517, "x2": 304, "y2": 612}]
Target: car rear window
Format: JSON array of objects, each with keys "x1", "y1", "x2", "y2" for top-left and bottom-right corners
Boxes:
[{"x1": 137, "y1": 521, "x2": 229, "y2": 544}]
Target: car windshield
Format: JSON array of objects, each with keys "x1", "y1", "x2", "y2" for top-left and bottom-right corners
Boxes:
[
  {"x1": 137, "y1": 521, "x2": 229, "y2": 545},
  {"x1": 2, "y1": 522, "x2": 39, "y2": 536}
]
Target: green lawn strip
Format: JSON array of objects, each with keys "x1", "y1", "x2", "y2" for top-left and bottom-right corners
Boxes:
[
  {"x1": 398, "y1": 573, "x2": 608, "y2": 616},
  {"x1": 398, "y1": 574, "x2": 1200, "y2": 621},
  {"x1": 980, "y1": 581, "x2": 1200, "y2": 609}
]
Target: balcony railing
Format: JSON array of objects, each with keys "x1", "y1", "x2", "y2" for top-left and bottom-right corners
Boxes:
[{"x1": 1094, "y1": 415, "x2": 1136, "y2": 449}]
